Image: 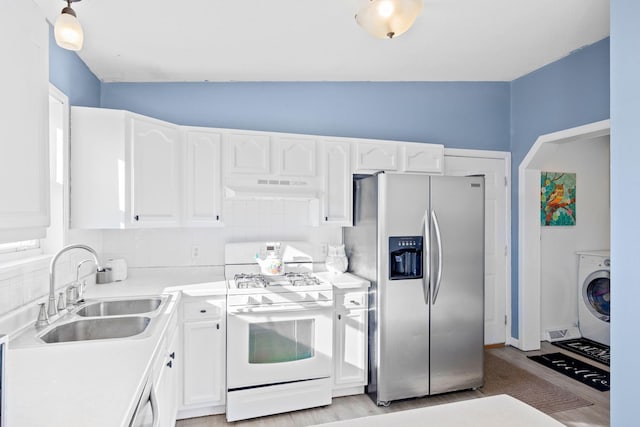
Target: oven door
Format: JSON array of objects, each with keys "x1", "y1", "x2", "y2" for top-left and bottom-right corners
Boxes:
[{"x1": 227, "y1": 301, "x2": 333, "y2": 389}]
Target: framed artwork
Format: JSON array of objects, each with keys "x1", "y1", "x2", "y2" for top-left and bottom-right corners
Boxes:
[{"x1": 540, "y1": 171, "x2": 576, "y2": 226}]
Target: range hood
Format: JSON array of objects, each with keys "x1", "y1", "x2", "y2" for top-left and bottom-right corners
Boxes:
[{"x1": 224, "y1": 176, "x2": 322, "y2": 200}]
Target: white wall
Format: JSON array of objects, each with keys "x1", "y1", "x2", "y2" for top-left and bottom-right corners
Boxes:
[
  {"x1": 539, "y1": 135, "x2": 610, "y2": 335},
  {"x1": 102, "y1": 199, "x2": 341, "y2": 267}
]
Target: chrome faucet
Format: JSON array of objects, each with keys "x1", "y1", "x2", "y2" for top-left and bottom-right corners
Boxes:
[{"x1": 47, "y1": 244, "x2": 102, "y2": 318}]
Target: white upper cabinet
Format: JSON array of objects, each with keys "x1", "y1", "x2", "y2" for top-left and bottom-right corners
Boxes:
[
  {"x1": 130, "y1": 116, "x2": 182, "y2": 227},
  {"x1": 70, "y1": 107, "x2": 181, "y2": 228},
  {"x1": 274, "y1": 136, "x2": 317, "y2": 176},
  {"x1": 225, "y1": 132, "x2": 271, "y2": 174},
  {"x1": 320, "y1": 140, "x2": 352, "y2": 226},
  {"x1": 184, "y1": 129, "x2": 223, "y2": 226},
  {"x1": 400, "y1": 142, "x2": 445, "y2": 174},
  {"x1": 353, "y1": 141, "x2": 399, "y2": 173},
  {"x1": 0, "y1": 0, "x2": 49, "y2": 242}
]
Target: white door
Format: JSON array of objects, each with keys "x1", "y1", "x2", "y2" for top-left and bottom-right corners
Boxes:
[{"x1": 445, "y1": 154, "x2": 509, "y2": 345}]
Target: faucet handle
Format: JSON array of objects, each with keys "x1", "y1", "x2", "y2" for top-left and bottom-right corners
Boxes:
[
  {"x1": 66, "y1": 284, "x2": 79, "y2": 306},
  {"x1": 57, "y1": 292, "x2": 66, "y2": 312},
  {"x1": 35, "y1": 303, "x2": 50, "y2": 328}
]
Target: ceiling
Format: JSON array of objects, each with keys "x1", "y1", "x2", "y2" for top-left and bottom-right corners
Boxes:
[{"x1": 34, "y1": 0, "x2": 610, "y2": 83}]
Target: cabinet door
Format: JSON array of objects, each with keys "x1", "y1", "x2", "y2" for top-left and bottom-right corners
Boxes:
[
  {"x1": 354, "y1": 141, "x2": 398, "y2": 173},
  {"x1": 0, "y1": 0, "x2": 49, "y2": 240},
  {"x1": 165, "y1": 330, "x2": 180, "y2": 426},
  {"x1": 225, "y1": 132, "x2": 270, "y2": 174},
  {"x1": 129, "y1": 117, "x2": 182, "y2": 226},
  {"x1": 183, "y1": 320, "x2": 225, "y2": 407},
  {"x1": 321, "y1": 141, "x2": 352, "y2": 225},
  {"x1": 274, "y1": 136, "x2": 317, "y2": 176},
  {"x1": 334, "y1": 309, "x2": 368, "y2": 387},
  {"x1": 402, "y1": 143, "x2": 444, "y2": 174},
  {"x1": 185, "y1": 130, "x2": 222, "y2": 226}
]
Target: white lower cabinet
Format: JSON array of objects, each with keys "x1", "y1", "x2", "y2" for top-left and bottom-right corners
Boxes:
[
  {"x1": 178, "y1": 296, "x2": 226, "y2": 418},
  {"x1": 333, "y1": 290, "x2": 368, "y2": 397}
]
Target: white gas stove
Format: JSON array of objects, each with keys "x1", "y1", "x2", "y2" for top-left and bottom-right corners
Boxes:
[{"x1": 224, "y1": 242, "x2": 334, "y2": 422}]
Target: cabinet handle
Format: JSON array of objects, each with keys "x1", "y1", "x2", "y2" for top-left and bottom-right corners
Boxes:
[
  {"x1": 325, "y1": 216, "x2": 328, "y2": 222},
  {"x1": 167, "y1": 360, "x2": 173, "y2": 368},
  {"x1": 217, "y1": 323, "x2": 220, "y2": 330},
  {"x1": 338, "y1": 314, "x2": 342, "y2": 320},
  {"x1": 134, "y1": 215, "x2": 140, "y2": 221},
  {"x1": 200, "y1": 309, "x2": 207, "y2": 313},
  {"x1": 216, "y1": 215, "x2": 220, "y2": 221},
  {"x1": 350, "y1": 300, "x2": 361, "y2": 306},
  {"x1": 170, "y1": 352, "x2": 175, "y2": 359}
]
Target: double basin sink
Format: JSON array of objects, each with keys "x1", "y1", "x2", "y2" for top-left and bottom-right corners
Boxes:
[{"x1": 39, "y1": 296, "x2": 166, "y2": 344}]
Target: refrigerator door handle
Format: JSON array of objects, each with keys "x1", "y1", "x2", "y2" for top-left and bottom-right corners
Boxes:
[
  {"x1": 423, "y1": 209, "x2": 430, "y2": 305},
  {"x1": 431, "y1": 209, "x2": 444, "y2": 305}
]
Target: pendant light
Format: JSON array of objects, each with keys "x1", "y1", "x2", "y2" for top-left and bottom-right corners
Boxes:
[
  {"x1": 54, "y1": 0, "x2": 84, "y2": 51},
  {"x1": 356, "y1": 0, "x2": 423, "y2": 39}
]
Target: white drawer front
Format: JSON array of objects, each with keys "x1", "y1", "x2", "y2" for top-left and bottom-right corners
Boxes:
[
  {"x1": 339, "y1": 292, "x2": 367, "y2": 309},
  {"x1": 183, "y1": 300, "x2": 225, "y2": 321}
]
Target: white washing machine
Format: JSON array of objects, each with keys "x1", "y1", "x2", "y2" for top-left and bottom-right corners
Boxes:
[{"x1": 577, "y1": 250, "x2": 610, "y2": 346}]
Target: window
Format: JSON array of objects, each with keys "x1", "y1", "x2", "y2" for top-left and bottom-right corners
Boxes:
[{"x1": 0, "y1": 240, "x2": 40, "y2": 255}]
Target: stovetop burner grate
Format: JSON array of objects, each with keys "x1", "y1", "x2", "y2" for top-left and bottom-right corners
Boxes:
[{"x1": 232, "y1": 272, "x2": 323, "y2": 289}]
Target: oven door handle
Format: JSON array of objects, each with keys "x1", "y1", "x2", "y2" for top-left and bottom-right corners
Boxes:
[{"x1": 228, "y1": 301, "x2": 333, "y2": 314}]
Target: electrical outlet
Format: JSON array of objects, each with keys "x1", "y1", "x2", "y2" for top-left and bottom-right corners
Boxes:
[
  {"x1": 320, "y1": 243, "x2": 328, "y2": 256},
  {"x1": 191, "y1": 246, "x2": 199, "y2": 259}
]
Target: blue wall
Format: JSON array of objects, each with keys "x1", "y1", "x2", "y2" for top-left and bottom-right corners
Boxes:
[
  {"x1": 101, "y1": 82, "x2": 510, "y2": 151},
  {"x1": 610, "y1": 1, "x2": 639, "y2": 425},
  {"x1": 49, "y1": 32, "x2": 610, "y2": 342},
  {"x1": 509, "y1": 38, "x2": 610, "y2": 338},
  {"x1": 48, "y1": 26, "x2": 100, "y2": 106}
]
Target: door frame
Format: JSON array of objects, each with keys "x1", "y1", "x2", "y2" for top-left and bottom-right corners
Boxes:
[
  {"x1": 444, "y1": 148, "x2": 511, "y2": 345},
  {"x1": 517, "y1": 119, "x2": 610, "y2": 351}
]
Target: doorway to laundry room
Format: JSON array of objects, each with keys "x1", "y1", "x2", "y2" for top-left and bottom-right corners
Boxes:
[{"x1": 518, "y1": 120, "x2": 610, "y2": 351}]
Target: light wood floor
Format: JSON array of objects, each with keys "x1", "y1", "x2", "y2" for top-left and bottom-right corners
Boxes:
[{"x1": 177, "y1": 342, "x2": 610, "y2": 427}]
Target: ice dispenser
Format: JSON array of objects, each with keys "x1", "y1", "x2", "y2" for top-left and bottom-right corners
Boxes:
[{"x1": 389, "y1": 236, "x2": 423, "y2": 280}]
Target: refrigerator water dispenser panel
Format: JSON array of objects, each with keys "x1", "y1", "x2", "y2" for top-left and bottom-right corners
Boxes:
[{"x1": 389, "y1": 236, "x2": 423, "y2": 280}]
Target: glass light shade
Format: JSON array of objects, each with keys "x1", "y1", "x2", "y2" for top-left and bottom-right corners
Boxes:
[
  {"x1": 356, "y1": 0, "x2": 423, "y2": 39},
  {"x1": 54, "y1": 9, "x2": 84, "y2": 51}
]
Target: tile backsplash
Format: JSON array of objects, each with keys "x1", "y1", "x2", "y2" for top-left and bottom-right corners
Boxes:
[{"x1": 0, "y1": 199, "x2": 342, "y2": 323}]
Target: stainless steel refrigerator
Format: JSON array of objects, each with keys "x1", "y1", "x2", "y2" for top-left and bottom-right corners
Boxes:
[{"x1": 344, "y1": 172, "x2": 484, "y2": 405}]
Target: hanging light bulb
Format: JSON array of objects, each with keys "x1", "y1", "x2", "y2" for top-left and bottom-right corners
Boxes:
[
  {"x1": 356, "y1": 0, "x2": 423, "y2": 39},
  {"x1": 54, "y1": 0, "x2": 84, "y2": 51}
]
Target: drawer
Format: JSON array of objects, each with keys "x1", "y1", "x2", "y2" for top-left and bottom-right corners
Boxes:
[
  {"x1": 338, "y1": 292, "x2": 367, "y2": 309},
  {"x1": 183, "y1": 299, "x2": 225, "y2": 321}
]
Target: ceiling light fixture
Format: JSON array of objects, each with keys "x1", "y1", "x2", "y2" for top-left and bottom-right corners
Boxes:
[
  {"x1": 355, "y1": 0, "x2": 423, "y2": 39},
  {"x1": 54, "y1": 0, "x2": 84, "y2": 51}
]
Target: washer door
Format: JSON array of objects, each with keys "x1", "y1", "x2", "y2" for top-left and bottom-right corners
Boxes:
[{"x1": 582, "y1": 270, "x2": 610, "y2": 322}]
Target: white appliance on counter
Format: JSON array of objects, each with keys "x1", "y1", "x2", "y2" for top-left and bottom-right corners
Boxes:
[{"x1": 224, "y1": 242, "x2": 334, "y2": 422}]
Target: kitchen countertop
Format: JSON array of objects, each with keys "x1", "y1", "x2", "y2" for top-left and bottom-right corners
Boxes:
[
  {"x1": 315, "y1": 272, "x2": 370, "y2": 290},
  {"x1": 7, "y1": 267, "x2": 368, "y2": 426},
  {"x1": 7, "y1": 267, "x2": 225, "y2": 427}
]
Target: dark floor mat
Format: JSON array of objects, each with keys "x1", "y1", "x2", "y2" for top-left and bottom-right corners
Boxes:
[
  {"x1": 551, "y1": 338, "x2": 610, "y2": 366},
  {"x1": 528, "y1": 352, "x2": 610, "y2": 392}
]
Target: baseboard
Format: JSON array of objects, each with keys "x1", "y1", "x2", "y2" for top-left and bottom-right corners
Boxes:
[
  {"x1": 176, "y1": 404, "x2": 225, "y2": 420},
  {"x1": 484, "y1": 343, "x2": 505, "y2": 349},
  {"x1": 332, "y1": 386, "x2": 365, "y2": 398},
  {"x1": 506, "y1": 336, "x2": 520, "y2": 349}
]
